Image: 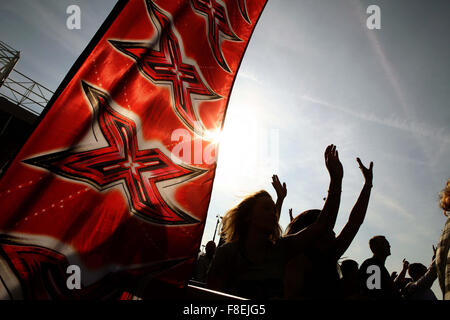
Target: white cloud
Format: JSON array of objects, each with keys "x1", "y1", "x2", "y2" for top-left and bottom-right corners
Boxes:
[{"x1": 299, "y1": 94, "x2": 450, "y2": 144}]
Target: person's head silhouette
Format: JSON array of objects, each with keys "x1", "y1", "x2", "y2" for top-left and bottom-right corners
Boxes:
[
  {"x1": 205, "y1": 241, "x2": 216, "y2": 258},
  {"x1": 407, "y1": 263, "x2": 427, "y2": 281},
  {"x1": 221, "y1": 190, "x2": 281, "y2": 244},
  {"x1": 369, "y1": 235, "x2": 391, "y2": 261},
  {"x1": 340, "y1": 259, "x2": 359, "y2": 279}
]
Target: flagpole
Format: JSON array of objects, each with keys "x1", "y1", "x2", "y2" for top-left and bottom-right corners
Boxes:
[{"x1": 212, "y1": 215, "x2": 222, "y2": 243}]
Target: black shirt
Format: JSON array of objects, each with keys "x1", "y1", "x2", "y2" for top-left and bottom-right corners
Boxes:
[{"x1": 359, "y1": 256, "x2": 400, "y2": 300}]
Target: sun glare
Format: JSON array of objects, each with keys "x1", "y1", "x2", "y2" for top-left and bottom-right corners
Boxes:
[{"x1": 203, "y1": 128, "x2": 223, "y2": 144}]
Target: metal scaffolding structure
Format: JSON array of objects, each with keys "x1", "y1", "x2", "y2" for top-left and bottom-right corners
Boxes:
[
  {"x1": 0, "y1": 41, "x2": 19, "y2": 87},
  {"x1": 0, "y1": 40, "x2": 53, "y2": 116}
]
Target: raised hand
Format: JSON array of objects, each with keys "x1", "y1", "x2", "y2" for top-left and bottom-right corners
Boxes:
[
  {"x1": 402, "y1": 258, "x2": 410, "y2": 271},
  {"x1": 325, "y1": 144, "x2": 343, "y2": 179},
  {"x1": 289, "y1": 208, "x2": 294, "y2": 222},
  {"x1": 272, "y1": 175, "x2": 287, "y2": 221},
  {"x1": 432, "y1": 245, "x2": 437, "y2": 261},
  {"x1": 356, "y1": 157, "x2": 373, "y2": 185},
  {"x1": 272, "y1": 174, "x2": 287, "y2": 200},
  {"x1": 334, "y1": 154, "x2": 374, "y2": 259}
]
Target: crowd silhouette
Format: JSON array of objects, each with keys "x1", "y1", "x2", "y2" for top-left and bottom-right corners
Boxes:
[{"x1": 191, "y1": 144, "x2": 450, "y2": 300}]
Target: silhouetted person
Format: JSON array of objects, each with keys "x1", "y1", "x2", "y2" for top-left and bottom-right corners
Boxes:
[
  {"x1": 393, "y1": 259, "x2": 412, "y2": 293},
  {"x1": 192, "y1": 241, "x2": 216, "y2": 284},
  {"x1": 207, "y1": 145, "x2": 343, "y2": 299},
  {"x1": 284, "y1": 155, "x2": 373, "y2": 299},
  {"x1": 340, "y1": 259, "x2": 363, "y2": 300},
  {"x1": 359, "y1": 236, "x2": 400, "y2": 300},
  {"x1": 402, "y1": 256, "x2": 437, "y2": 300}
]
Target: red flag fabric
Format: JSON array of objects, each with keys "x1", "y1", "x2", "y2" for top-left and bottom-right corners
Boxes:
[{"x1": 0, "y1": 0, "x2": 267, "y2": 299}]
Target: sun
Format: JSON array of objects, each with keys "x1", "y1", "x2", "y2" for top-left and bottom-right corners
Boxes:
[{"x1": 203, "y1": 128, "x2": 223, "y2": 144}]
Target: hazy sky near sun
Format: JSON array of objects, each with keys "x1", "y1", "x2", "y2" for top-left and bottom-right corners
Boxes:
[{"x1": 1, "y1": 0, "x2": 449, "y2": 298}]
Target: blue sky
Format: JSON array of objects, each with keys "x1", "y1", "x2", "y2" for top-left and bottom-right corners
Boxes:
[{"x1": 1, "y1": 0, "x2": 449, "y2": 298}]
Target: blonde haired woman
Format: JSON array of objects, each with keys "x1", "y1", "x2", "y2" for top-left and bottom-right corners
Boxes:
[{"x1": 437, "y1": 179, "x2": 450, "y2": 299}]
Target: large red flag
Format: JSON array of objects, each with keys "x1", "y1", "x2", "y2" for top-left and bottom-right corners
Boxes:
[{"x1": 0, "y1": 0, "x2": 267, "y2": 299}]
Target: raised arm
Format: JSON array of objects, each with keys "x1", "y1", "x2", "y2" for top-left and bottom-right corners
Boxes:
[
  {"x1": 334, "y1": 158, "x2": 373, "y2": 258},
  {"x1": 272, "y1": 174, "x2": 287, "y2": 221},
  {"x1": 404, "y1": 261, "x2": 437, "y2": 298},
  {"x1": 403, "y1": 247, "x2": 438, "y2": 298},
  {"x1": 283, "y1": 145, "x2": 342, "y2": 257},
  {"x1": 394, "y1": 259, "x2": 409, "y2": 287},
  {"x1": 315, "y1": 144, "x2": 343, "y2": 231}
]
